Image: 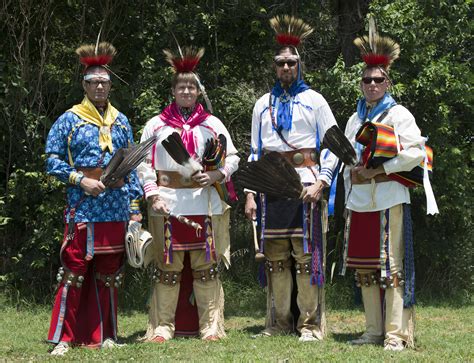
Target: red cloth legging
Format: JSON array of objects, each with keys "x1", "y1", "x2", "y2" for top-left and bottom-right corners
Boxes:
[{"x1": 48, "y1": 222, "x2": 125, "y2": 346}]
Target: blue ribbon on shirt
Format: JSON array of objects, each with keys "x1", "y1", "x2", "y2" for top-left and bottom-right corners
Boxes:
[
  {"x1": 356, "y1": 93, "x2": 397, "y2": 121},
  {"x1": 271, "y1": 79, "x2": 310, "y2": 131}
]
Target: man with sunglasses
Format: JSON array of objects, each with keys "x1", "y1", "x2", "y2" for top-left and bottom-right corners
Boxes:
[
  {"x1": 45, "y1": 42, "x2": 142, "y2": 355},
  {"x1": 245, "y1": 16, "x2": 339, "y2": 342},
  {"x1": 341, "y1": 24, "x2": 426, "y2": 351}
]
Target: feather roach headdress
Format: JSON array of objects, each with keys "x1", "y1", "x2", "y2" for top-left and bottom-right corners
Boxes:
[
  {"x1": 269, "y1": 15, "x2": 314, "y2": 49},
  {"x1": 354, "y1": 16, "x2": 400, "y2": 71},
  {"x1": 163, "y1": 46, "x2": 204, "y2": 74},
  {"x1": 75, "y1": 41, "x2": 116, "y2": 70},
  {"x1": 163, "y1": 44, "x2": 213, "y2": 112}
]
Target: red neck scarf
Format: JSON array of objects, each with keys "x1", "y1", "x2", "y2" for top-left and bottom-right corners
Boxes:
[{"x1": 159, "y1": 102, "x2": 210, "y2": 156}]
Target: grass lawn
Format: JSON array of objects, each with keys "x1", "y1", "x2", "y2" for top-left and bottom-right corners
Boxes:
[{"x1": 0, "y1": 298, "x2": 472, "y2": 362}]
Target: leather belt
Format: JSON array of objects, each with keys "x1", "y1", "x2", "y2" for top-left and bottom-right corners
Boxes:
[
  {"x1": 157, "y1": 170, "x2": 201, "y2": 189},
  {"x1": 77, "y1": 167, "x2": 125, "y2": 188},
  {"x1": 264, "y1": 148, "x2": 318, "y2": 167},
  {"x1": 351, "y1": 169, "x2": 391, "y2": 185}
]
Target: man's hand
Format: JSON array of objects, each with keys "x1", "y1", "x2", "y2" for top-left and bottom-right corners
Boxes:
[
  {"x1": 192, "y1": 170, "x2": 224, "y2": 187},
  {"x1": 149, "y1": 196, "x2": 170, "y2": 215},
  {"x1": 80, "y1": 177, "x2": 106, "y2": 197},
  {"x1": 130, "y1": 213, "x2": 143, "y2": 222},
  {"x1": 244, "y1": 193, "x2": 257, "y2": 220},
  {"x1": 301, "y1": 180, "x2": 327, "y2": 203},
  {"x1": 354, "y1": 165, "x2": 385, "y2": 180}
]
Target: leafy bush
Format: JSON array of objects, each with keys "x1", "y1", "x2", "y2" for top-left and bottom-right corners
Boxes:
[{"x1": 0, "y1": 0, "x2": 471, "y2": 305}]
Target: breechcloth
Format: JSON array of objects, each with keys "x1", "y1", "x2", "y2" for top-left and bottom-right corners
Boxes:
[
  {"x1": 145, "y1": 214, "x2": 225, "y2": 341},
  {"x1": 345, "y1": 204, "x2": 415, "y2": 347},
  {"x1": 47, "y1": 222, "x2": 126, "y2": 347},
  {"x1": 260, "y1": 197, "x2": 327, "y2": 339}
]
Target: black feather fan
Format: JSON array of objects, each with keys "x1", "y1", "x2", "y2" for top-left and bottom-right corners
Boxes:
[
  {"x1": 161, "y1": 132, "x2": 191, "y2": 166},
  {"x1": 238, "y1": 151, "x2": 303, "y2": 199},
  {"x1": 161, "y1": 132, "x2": 201, "y2": 176},
  {"x1": 101, "y1": 135, "x2": 157, "y2": 187},
  {"x1": 321, "y1": 125, "x2": 357, "y2": 166}
]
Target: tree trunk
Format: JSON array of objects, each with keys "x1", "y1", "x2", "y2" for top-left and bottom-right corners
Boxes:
[{"x1": 332, "y1": 0, "x2": 370, "y2": 67}]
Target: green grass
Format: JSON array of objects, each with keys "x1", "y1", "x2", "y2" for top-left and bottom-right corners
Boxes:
[{"x1": 1, "y1": 296, "x2": 472, "y2": 362}]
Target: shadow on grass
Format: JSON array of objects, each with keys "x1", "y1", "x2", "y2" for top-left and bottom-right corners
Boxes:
[
  {"x1": 120, "y1": 330, "x2": 147, "y2": 344},
  {"x1": 331, "y1": 332, "x2": 361, "y2": 342},
  {"x1": 241, "y1": 324, "x2": 264, "y2": 335}
]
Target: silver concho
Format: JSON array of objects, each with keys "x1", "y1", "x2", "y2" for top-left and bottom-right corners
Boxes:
[
  {"x1": 292, "y1": 152, "x2": 304, "y2": 165},
  {"x1": 159, "y1": 174, "x2": 170, "y2": 186}
]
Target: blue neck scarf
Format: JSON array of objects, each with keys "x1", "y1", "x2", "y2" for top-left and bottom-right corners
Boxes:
[
  {"x1": 271, "y1": 78, "x2": 310, "y2": 131},
  {"x1": 357, "y1": 93, "x2": 397, "y2": 121}
]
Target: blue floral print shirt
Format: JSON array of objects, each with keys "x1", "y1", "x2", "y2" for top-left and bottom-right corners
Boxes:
[{"x1": 46, "y1": 110, "x2": 143, "y2": 222}]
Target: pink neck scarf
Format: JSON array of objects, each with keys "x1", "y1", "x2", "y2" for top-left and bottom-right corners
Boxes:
[{"x1": 159, "y1": 102, "x2": 210, "y2": 156}]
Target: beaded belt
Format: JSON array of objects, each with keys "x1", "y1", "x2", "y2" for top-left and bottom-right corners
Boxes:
[
  {"x1": 157, "y1": 170, "x2": 201, "y2": 189},
  {"x1": 264, "y1": 148, "x2": 318, "y2": 168}
]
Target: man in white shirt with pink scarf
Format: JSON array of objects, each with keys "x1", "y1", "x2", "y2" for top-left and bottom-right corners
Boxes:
[{"x1": 138, "y1": 47, "x2": 239, "y2": 342}]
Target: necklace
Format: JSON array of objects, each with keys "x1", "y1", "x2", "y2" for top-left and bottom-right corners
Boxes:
[{"x1": 179, "y1": 106, "x2": 195, "y2": 120}]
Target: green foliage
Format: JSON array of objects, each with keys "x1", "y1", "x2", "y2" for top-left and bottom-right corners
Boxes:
[
  {"x1": 1, "y1": 298, "x2": 473, "y2": 360},
  {"x1": 0, "y1": 0, "x2": 472, "y2": 304}
]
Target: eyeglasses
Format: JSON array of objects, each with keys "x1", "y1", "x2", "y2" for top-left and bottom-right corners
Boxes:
[
  {"x1": 362, "y1": 77, "x2": 386, "y2": 84},
  {"x1": 275, "y1": 60, "x2": 298, "y2": 68},
  {"x1": 86, "y1": 80, "x2": 111, "y2": 87}
]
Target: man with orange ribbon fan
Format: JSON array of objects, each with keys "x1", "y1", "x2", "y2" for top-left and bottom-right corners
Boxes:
[
  {"x1": 45, "y1": 42, "x2": 142, "y2": 355},
  {"x1": 341, "y1": 16, "x2": 438, "y2": 351}
]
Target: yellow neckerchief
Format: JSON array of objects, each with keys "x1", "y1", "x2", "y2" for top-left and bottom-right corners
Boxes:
[{"x1": 69, "y1": 96, "x2": 118, "y2": 153}]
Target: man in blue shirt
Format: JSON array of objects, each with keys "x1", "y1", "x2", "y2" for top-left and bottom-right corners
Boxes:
[{"x1": 46, "y1": 42, "x2": 142, "y2": 355}]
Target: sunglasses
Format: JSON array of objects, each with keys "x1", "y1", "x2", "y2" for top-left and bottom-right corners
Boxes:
[
  {"x1": 86, "y1": 80, "x2": 111, "y2": 87},
  {"x1": 275, "y1": 60, "x2": 298, "y2": 68},
  {"x1": 362, "y1": 77, "x2": 386, "y2": 84}
]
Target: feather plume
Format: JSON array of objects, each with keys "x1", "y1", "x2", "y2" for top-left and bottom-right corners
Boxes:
[
  {"x1": 163, "y1": 47, "x2": 205, "y2": 74},
  {"x1": 321, "y1": 125, "x2": 357, "y2": 166},
  {"x1": 238, "y1": 152, "x2": 304, "y2": 199},
  {"x1": 101, "y1": 135, "x2": 157, "y2": 187},
  {"x1": 76, "y1": 42, "x2": 116, "y2": 68},
  {"x1": 202, "y1": 134, "x2": 226, "y2": 167},
  {"x1": 270, "y1": 15, "x2": 314, "y2": 47},
  {"x1": 161, "y1": 132, "x2": 201, "y2": 177},
  {"x1": 193, "y1": 73, "x2": 213, "y2": 113},
  {"x1": 354, "y1": 16, "x2": 400, "y2": 70}
]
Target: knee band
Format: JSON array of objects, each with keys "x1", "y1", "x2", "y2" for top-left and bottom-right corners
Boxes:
[
  {"x1": 95, "y1": 271, "x2": 125, "y2": 288},
  {"x1": 56, "y1": 267, "x2": 85, "y2": 288},
  {"x1": 152, "y1": 268, "x2": 182, "y2": 286},
  {"x1": 295, "y1": 262, "x2": 312, "y2": 275},
  {"x1": 355, "y1": 271, "x2": 405, "y2": 289},
  {"x1": 265, "y1": 259, "x2": 292, "y2": 273},
  {"x1": 192, "y1": 265, "x2": 218, "y2": 282}
]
